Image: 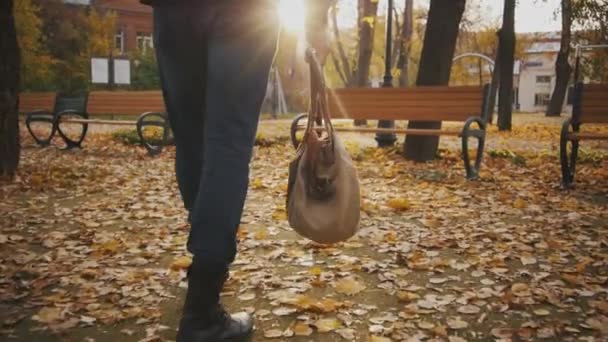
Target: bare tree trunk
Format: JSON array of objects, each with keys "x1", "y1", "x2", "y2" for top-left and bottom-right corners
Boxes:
[
  {"x1": 1, "y1": 0, "x2": 21, "y2": 177},
  {"x1": 403, "y1": 0, "x2": 466, "y2": 162},
  {"x1": 330, "y1": 50, "x2": 349, "y2": 86},
  {"x1": 397, "y1": 0, "x2": 413, "y2": 87},
  {"x1": 546, "y1": 0, "x2": 572, "y2": 117},
  {"x1": 391, "y1": 6, "x2": 402, "y2": 70},
  {"x1": 497, "y1": 0, "x2": 516, "y2": 131},
  {"x1": 354, "y1": 0, "x2": 379, "y2": 126},
  {"x1": 487, "y1": 36, "x2": 500, "y2": 124}
]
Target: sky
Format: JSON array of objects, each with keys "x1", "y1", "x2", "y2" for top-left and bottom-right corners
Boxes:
[
  {"x1": 280, "y1": 0, "x2": 562, "y2": 34},
  {"x1": 483, "y1": 0, "x2": 562, "y2": 33}
]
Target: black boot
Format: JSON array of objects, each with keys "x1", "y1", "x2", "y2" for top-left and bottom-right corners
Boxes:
[{"x1": 176, "y1": 261, "x2": 253, "y2": 342}]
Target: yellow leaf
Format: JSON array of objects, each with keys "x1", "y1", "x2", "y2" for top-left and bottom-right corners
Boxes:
[
  {"x1": 272, "y1": 209, "x2": 287, "y2": 221},
  {"x1": 313, "y1": 298, "x2": 343, "y2": 313},
  {"x1": 314, "y1": 318, "x2": 341, "y2": 333},
  {"x1": 293, "y1": 323, "x2": 313, "y2": 336},
  {"x1": 513, "y1": 198, "x2": 527, "y2": 209},
  {"x1": 383, "y1": 231, "x2": 398, "y2": 242},
  {"x1": 30, "y1": 175, "x2": 44, "y2": 187},
  {"x1": 511, "y1": 283, "x2": 531, "y2": 297},
  {"x1": 334, "y1": 277, "x2": 366, "y2": 296},
  {"x1": 309, "y1": 267, "x2": 322, "y2": 276},
  {"x1": 32, "y1": 307, "x2": 64, "y2": 324},
  {"x1": 254, "y1": 228, "x2": 268, "y2": 240},
  {"x1": 387, "y1": 198, "x2": 411, "y2": 211},
  {"x1": 170, "y1": 256, "x2": 192, "y2": 271},
  {"x1": 251, "y1": 178, "x2": 265, "y2": 189},
  {"x1": 397, "y1": 291, "x2": 420, "y2": 302},
  {"x1": 94, "y1": 239, "x2": 120, "y2": 254}
]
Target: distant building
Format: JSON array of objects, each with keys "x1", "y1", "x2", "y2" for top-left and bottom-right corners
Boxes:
[
  {"x1": 516, "y1": 33, "x2": 568, "y2": 113},
  {"x1": 63, "y1": 0, "x2": 153, "y2": 54}
]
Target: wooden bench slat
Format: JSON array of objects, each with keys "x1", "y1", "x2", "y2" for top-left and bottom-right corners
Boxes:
[
  {"x1": 327, "y1": 86, "x2": 484, "y2": 122},
  {"x1": 329, "y1": 94, "x2": 483, "y2": 102},
  {"x1": 580, "y1": 113, "x2": 608, "y2": 124},
  {"x1": 568, "y1": 132, "x2": 608, "y2": 141},
  {"x1": 61, "y1": 119, "x2": 137, "y2": 125},
  {"x1": 330, "y1": 86, "x2": 482, "y2": 93},
  {"x1": 328, "y1": 107, "x2": 479, "y2": 121},
  {"x1": 328, "y1": 100, "x2": 483, "y2": 107},
  {"x1": 296, "y1": 125, "x2": 463, "y2": 136}
]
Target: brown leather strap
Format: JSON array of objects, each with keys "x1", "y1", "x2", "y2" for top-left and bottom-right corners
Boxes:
[{"x1": 305, "y1": 48, "x2": 334, "y2": 141}]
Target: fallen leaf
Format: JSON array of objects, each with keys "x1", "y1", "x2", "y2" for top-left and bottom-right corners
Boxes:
[
  {"x1": 32, "y1": 307, "x2": 64, "y2": 324},
  {"x1": 520, "y1": 255, "x2": 537, "y2": 265},
  {"x1": 387, "y1": 198, "x2": 411, "y2": 210},
  {"x1": 272, "y1": 307, "x2": 297, "y2": 316},
  {"x1": 397, "y1": 291, "x2": 420, "y2": 302},
  {"x1": 263, "y1": 329, "x2": 283, "y2": 338},
  {"x1": 314, "y1": 318, "x2": 341, "y2": 333},
  {"x1": 511, "y1": 283, "x2": 531, "y2": 297},
  {"x1": 513, "y1": 198, "x2": 527, "y2": 209},
  {"x1": 447, "y1": 317, "x2": 469, "y2": 330},
  {"x1": 293, "y1": 323, "x2": 313, "y2": 336},
  {"x1": 170, "y1": 256, "x2": 192, "y2": 271},
  {"x1": 238, "y1": 292, "x2": 256, "y2": 301},
  {"x1": 334, "y1": 277, "x2": 366, "y2": 296},
  {"x1": 429, "y1": 277, "x2": 448, "y2": 284},
  {"x1": 491, "y1": 327, "x2": 513, "y2": 339},
  {"x1": 457, "y1": 305, "x2": 480, "y2": 315},
  {"x1": 336, "y1": 328, "x2": 356, "y2": 340},
  {"x1": 533, "y1": 309, "x2": 550, "y2": 316}
]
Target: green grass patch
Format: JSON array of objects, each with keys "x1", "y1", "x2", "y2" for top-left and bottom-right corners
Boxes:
[{"x1": 488, "y1": 149, "x2": 527, "y2": 166}]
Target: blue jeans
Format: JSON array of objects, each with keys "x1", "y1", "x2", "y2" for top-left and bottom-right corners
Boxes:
[{"x1": 153, "y1": 2, "x2": 279, "y2": 269}]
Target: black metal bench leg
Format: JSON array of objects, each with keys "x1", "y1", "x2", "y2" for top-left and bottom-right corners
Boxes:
[
  {"x1": 55, "y1": 110, "x2": 89, "y2": 150},
  {"x1": 462, "y1": 116, "x2": 486, "y2": 180},
  {"x1": 560, "y1": 118, "x2": 579, "y2": 188},
  {"x1": 290, "y1": 113, "x2": 309, "y2": 149},
  {"x1": 137, "y1": 112, "x2": 170, "y2": 156},
  {"x1": 25, "y1": 111, "x2": 56, "y2": 147}
]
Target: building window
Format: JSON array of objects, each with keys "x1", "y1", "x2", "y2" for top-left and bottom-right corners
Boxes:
[
  {"x1": 137, "y1": 33, "x2": 154, "y2": 52},
  {"x1": 536, "y1": 75, "x2": 551, "y2": 84},
  {"x1": 114, "y1": 30, "x2": 124, "y2": 54},
  {"x1": 534, "y1": 93, "x2": 551, "y2": 106}
]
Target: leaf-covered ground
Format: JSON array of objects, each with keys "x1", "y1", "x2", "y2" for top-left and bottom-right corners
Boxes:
[{"x1": 1, "y1": 114, "x2": 607, "y2": 341}]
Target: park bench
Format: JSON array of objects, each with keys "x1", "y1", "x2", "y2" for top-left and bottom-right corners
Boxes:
[
  {"x1": 560, "y1": 83, "x2": 608, "y2": 187},
  {"x1": 290, "y1": 84, "x2": 491, "y2": 179},
  {"x1": 23, "y1": 91, "x2": 170, "y2": 156},
  {"x1": 25, "y1": 92, "x2": 87, "y2": 147}
]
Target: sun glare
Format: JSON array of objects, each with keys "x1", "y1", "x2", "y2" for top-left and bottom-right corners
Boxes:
[{"x1": 279, "y1": 0, "x2": 306, "y2": 34}]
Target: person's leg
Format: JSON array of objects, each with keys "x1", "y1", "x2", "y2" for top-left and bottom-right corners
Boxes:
[
  {"x1": 188, "y1": 2, "x2": 279, "y2": 270},
  {"x1": 153, "y1": 4, "x2": 206, "y2": 215},
  {"x1": 175, "y1": 2, "x2": 279, "y2": 341}
]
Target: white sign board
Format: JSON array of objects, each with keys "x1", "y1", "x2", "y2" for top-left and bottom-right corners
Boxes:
[
  {"x1": 114, "y1": 59, "x2": 131, "y2": 85},
  {"x1": 91, "y1": 58, "x2": 109, "y2": 84}
]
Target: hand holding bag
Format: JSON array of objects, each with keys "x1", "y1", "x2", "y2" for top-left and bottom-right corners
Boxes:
[{"x1": 286, "y1": 49, "x2": 361, "y2": 244}]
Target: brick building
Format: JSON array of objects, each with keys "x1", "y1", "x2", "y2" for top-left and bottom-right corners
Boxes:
[{"x1": 64, "y1": 0, "x2": 154, "y2": 53}]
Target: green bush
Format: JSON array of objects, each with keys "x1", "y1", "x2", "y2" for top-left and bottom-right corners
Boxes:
[
  {"x1": 488, "y1": 149, "x2": 526, "y2": 166},
  {"x1": 112, "y1": 129, "x2": 141, "y2": 145},
  {"x1": 112, "y1": 127, "x2": 166, "y2": 145},
  {"x1": 254, "y1": 133, "x2": 290, "y2": 147}
]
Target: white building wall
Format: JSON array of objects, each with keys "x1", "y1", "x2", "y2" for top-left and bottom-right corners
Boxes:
[{"x1": 517, "y1": 52, "x2": 572, "y2": 113}]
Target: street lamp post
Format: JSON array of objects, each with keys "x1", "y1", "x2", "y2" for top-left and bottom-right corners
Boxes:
[{"x1": 375, "y1": 0, "x2": 397, "y2": 147}]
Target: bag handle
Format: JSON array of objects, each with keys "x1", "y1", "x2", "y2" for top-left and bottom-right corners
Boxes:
[{"x1": 305, "y1": 48, "x2": 334, "y2": 139}]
